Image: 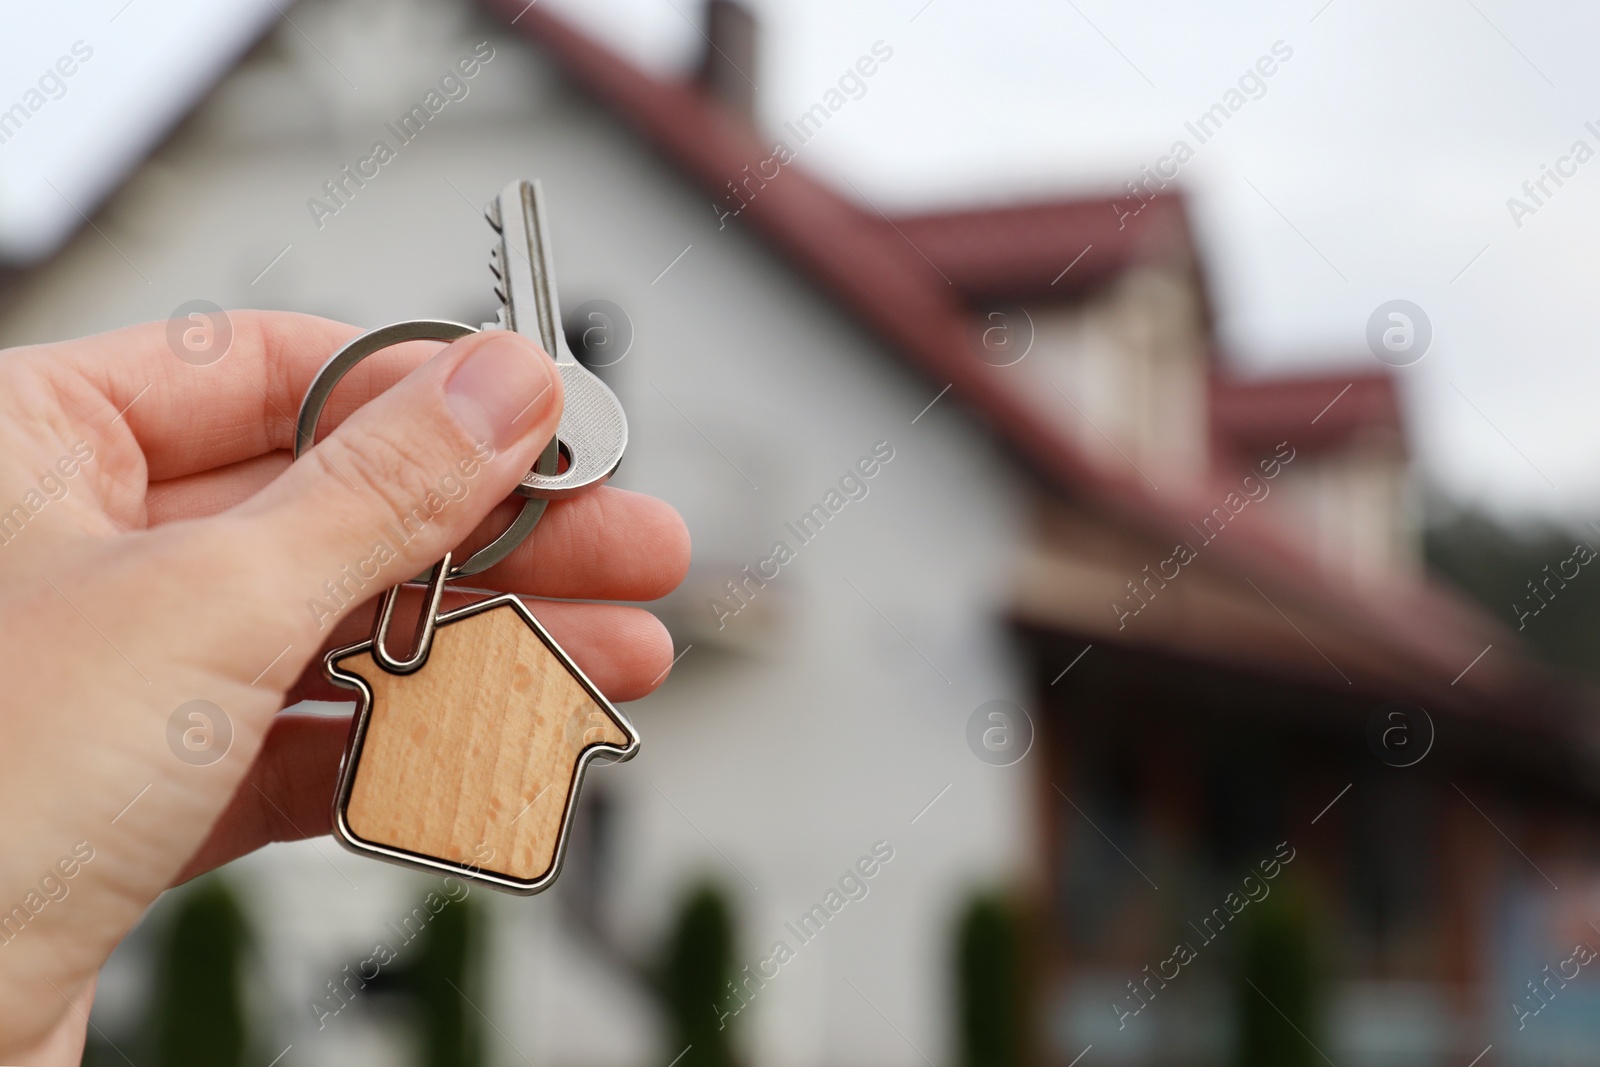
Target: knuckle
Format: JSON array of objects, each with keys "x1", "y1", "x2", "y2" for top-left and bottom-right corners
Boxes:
[{"x1": 320, "y1": 425, "x2": 437, "y2": 525}]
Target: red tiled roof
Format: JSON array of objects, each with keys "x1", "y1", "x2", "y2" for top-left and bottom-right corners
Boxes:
[
  {"x1": 1213, "y1": 370, "x2": 1405, "y2": 458},
  {"x1": 890, "y1": 195, "x2": 1196, "y2": 305}
]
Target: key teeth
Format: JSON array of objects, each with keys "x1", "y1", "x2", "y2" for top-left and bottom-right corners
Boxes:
[{"x1": 488, "y1": 217, "x2": 505, "y2": 324}]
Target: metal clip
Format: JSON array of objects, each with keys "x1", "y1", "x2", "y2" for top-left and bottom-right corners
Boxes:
[{"x1": 371, "y1": 551, "x2": 452, "y2": 674}]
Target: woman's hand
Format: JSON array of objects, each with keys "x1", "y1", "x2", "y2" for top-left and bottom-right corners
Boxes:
[{"x1": 0, "y1": 312, "x2": 689, "y2": 1059}]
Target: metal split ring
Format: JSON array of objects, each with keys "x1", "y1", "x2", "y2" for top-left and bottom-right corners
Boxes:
[{"x1": 293, "y1": 319, "x2": 558, "y2": 581}]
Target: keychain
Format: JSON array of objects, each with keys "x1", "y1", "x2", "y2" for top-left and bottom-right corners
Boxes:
[{"x1": 292, "y1": 180, "x2": 638, "y2": 894}]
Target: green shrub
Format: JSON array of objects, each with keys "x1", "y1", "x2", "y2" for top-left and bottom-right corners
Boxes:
[
  {"x1": 956, "y1": 893, "x2": 1026, "y2": 1067},
  {"x1": 658, "y1": 884, "x2": 738, "y2": 1067},
  {"x1": 150, "y1": 875, "x2": 252, "y2": 1067},
  {"x1": 376, "y1": 889, "x2": 484, "y2": 1067},
  {"x1": 1234, "y1": 883, "x2": 1320, "y2": 1067}
]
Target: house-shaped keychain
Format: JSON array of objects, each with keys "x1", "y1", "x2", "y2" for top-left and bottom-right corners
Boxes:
[{"x1": 327, "y1": 590, "x2": 640, "y2": 894}]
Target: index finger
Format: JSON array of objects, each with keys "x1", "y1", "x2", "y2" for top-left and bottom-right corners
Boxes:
[{"x1": 26, "y1": 310, "x2": 465, "y2": 482}]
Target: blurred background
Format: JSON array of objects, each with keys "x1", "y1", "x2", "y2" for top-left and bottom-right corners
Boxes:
[{"x1": 6, "y1": 0, "x2": 1600, "y2": 1064}]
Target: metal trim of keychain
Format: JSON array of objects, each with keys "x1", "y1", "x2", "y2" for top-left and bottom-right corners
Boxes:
[{"x1": 291, "y1": 179, "x2": 638, "y2": 893}]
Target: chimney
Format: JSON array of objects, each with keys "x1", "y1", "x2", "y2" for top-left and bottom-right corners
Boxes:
[{"x1": 698, "y1": 0, "x2": 758, "y2": 123}]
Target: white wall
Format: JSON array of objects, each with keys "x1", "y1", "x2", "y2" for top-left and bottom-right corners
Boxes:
[{"x1": 1012, "y1": 267, "x2": 1210, "y2": 492}]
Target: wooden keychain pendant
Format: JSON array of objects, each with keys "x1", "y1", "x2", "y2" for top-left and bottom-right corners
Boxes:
[{"x1": 326, "y1": 552, "x2": 639, "y2": 893}]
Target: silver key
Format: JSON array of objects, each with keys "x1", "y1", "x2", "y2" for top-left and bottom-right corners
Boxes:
[{"x1": 486, "y1": 179, "x2": 628, "y2": 500}]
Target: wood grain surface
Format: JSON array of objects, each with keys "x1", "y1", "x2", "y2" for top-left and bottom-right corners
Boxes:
[{"x1": 336, "y1": 602, "x2": 628, "y2": 882}]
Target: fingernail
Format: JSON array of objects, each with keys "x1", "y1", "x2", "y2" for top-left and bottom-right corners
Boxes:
[{"x1": 445, "y1": 332, "x2": 557, "y2": 451}]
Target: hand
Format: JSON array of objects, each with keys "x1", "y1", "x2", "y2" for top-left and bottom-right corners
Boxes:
[{"x1": 0, "y1": 313, "x2": 689, "y2": 1059}]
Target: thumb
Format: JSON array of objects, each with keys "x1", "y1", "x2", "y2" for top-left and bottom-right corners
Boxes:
[{"x1": 240, "y1": 329, "x2": 560, "y2": 633}]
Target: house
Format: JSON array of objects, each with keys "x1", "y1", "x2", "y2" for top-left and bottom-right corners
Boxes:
[{"x1": 4, "y1": 0, "x2": 1598, "y2": 1064}]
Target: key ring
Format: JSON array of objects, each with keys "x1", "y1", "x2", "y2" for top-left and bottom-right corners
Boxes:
[{"x1": 294, "y1": 319, "x2": 558, "y2": 582}]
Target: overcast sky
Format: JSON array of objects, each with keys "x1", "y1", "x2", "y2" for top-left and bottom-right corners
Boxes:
[{"x1": 6, "y1": 0, "x2": 1599, "y2": 523}]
